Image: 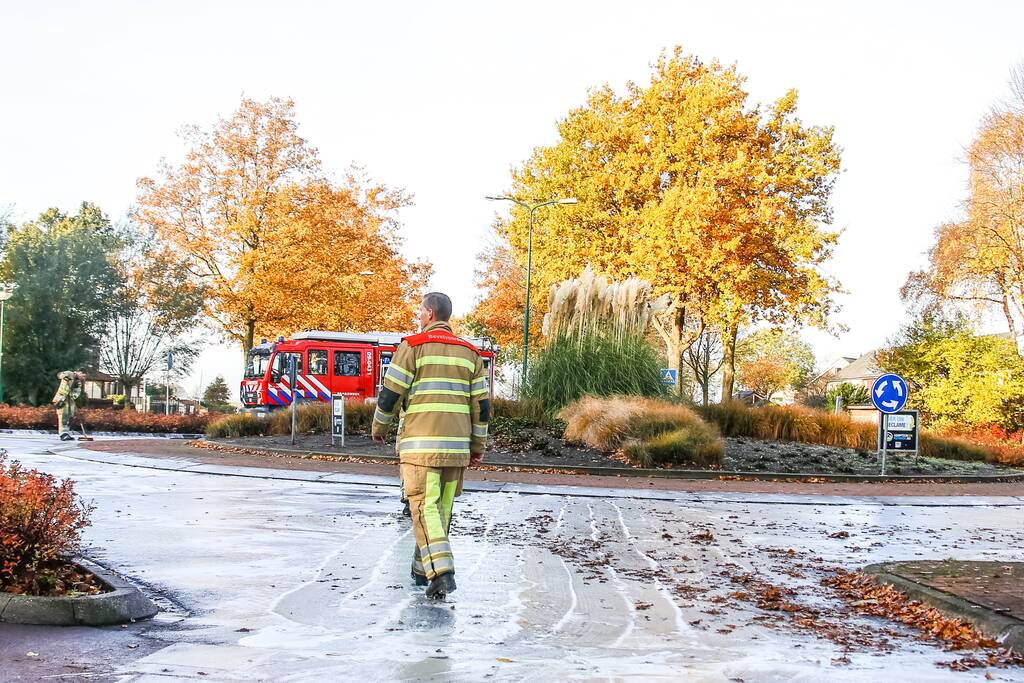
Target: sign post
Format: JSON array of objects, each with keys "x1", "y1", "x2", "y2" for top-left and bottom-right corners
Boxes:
[
  {"x1": 871, "y1": 373, "x2": 909, "y2": 475},
  {"x1": 289, "y1": 355, "x2": 298, "y2": 446},
  {"x1": 331, "y1": 394, "x2": 346, "y2": 447},
  {"x1": 165, "y1": 350, "x2": 173, "y2": 416}
]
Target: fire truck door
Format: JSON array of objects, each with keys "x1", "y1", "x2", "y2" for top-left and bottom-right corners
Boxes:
[
  {"x1": 301, "y1": 349, "x2": 331, "y2": 402},
  {"x1": 331, "y1": 348, "x2": 366, "y2": 398},
  {"x1": 268, "y1": 352, "x2": 303, "y2": 406},
  {"x1": 378, "y1": 351, "x2": 395, "y2": 393},
  {"x1": 483, "y1": 357, "x2": 494, "y2": 398}
]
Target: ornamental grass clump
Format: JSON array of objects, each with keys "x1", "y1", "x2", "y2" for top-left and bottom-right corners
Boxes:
[
  {"x1": 207, "y1": 401, "x2": 378, "y2": 438},
  {"x1": 527, "y1": 267, "x2": 669, "y2": 410},
  {"x1": 697, "y1": 401, "x2": 875, "y2": 450},
  {"x1": 559, "y1": 395, "x2": 723, "y2": 468},
  {"x1": 0, "y1": 451, "x2": 94, "y2": 595},
  {"x1": 206, "y1": 413, "x2": 268, "y2": 438},
  {"x1": 268, "y1": 401, "x2": 331, "y2": 434}
]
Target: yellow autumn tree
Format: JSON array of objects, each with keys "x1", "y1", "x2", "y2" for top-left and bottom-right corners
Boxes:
[
  {"x1": 135, "y1": 97, "x2": 429, "y2": 356},
  {"x1": 904, "y1": 67, "x2": 1024, "y2": 354},
  {"x1": 476, "y1": 49, "x2": 842, "y2": 399}
]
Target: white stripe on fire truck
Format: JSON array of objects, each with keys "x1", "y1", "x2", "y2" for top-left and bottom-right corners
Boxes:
[
  {"x1": 306, "y1": 374, "x2": 331, "y2": 396},
  {"x1": 297, "y1": 375, "x2": 324, "y2": 400}
]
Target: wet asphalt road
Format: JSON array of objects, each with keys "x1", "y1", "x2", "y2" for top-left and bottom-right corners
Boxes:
[{"x1": 2, "y1": 434, "x2": 1024, "y2": 682}]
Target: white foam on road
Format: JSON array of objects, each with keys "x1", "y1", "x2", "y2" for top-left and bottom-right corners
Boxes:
[{"x1": 4, "y1": 434, "x2": 1023, "y2": 682}]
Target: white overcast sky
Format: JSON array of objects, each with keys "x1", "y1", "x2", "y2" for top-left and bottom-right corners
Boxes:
[{"x1": 2, "y1": 1, "x2": 1023, "y2": 397}]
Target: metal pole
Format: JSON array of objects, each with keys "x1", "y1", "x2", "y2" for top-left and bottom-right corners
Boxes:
[
  {"x1": 0, "y1": 300, "x2": 6, "y2": 405},
  {"x1": 880, "y1": 413, "x2": 888, "y2": 476},
  {"x1": 289, "y1": 356, "x2": 298, "y2": 446},
  {"x1": 165, "y1": 369, "x2": 170, "y2": 415},
  {"x1": 522, "y1": 206, "x2": 535, "y2": 394}
]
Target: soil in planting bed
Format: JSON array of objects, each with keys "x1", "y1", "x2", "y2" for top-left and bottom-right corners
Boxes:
[
  {"x1": 724, "y1": 436, "x2": 1020, "y2": 477},
  {"x1": 214, "y1": 428, "x2": 1022, "y2": 476}
]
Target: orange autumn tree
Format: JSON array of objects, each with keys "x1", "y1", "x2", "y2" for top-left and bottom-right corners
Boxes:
[
  {"x1": 469, "y1": 239, "x2": 530, "y2": 353},
  {"x1": 135, "y1": 97, "x2": 429, "y2": 356},
  {"x1": 475, "y1": 49, "x2": 841, "y2": 400}
]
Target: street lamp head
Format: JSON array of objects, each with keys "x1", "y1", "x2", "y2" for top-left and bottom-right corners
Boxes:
[
  {"x1": 485, "y1": 195, "x2": 510, "y2": 202},
  {"x1": 0, "y1": 283, "x2": 16, "y2": 302},
  {"x1": 557, "y1": 198, "x2": 578, "y2": 205}
]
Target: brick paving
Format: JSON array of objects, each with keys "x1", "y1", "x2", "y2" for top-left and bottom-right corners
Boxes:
[
  {"x1": 80, "y1": 439, "x2": 1024, "y2": 497},
  {"x1": 888, "y1": 561, "x2": 1024, "y2": 621}
]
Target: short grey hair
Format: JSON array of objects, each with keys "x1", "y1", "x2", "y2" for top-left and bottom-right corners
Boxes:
[{"x1": 422, "y1": 292, "x2": 452, "y2": 322}]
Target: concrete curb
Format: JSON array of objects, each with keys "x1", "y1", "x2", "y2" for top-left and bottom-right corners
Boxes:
[
  {"x1": 0, "y1": 558, "x2": 157, "y2": 626},
  {"x1": 864, "y1": 562, "x2": 1024, "y2": 651},
  {"x1": 215, "y1": 442, "x2": 1024, "y2": 484}
]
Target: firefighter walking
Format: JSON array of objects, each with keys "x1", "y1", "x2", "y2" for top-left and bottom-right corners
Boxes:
[{"x1": 372, "y1": 292, "x2": 489, "y2": 599}]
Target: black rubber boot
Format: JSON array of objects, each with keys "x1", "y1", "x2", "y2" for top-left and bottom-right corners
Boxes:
[
  {"x1": 411, "y1": 569, "x2": 428, "y2": 586},
  {"x1": 402, "y1": 500, "x2": 410, "y2": 517},
  {"x1": 425, "y1": 572, "x2": 457, "y2": 600}
]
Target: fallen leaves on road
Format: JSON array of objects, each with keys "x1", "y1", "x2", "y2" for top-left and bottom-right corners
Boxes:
[
  {"x1": 822, "y1": 569, "x2": 1024, "y2": 671},
  {"x1": 690, "y1": 530, "x2": 715, "y2": 544},
  {"x1": 823, "y1": 569, "x2": 998, "y2": 650},
  {"x1": 191, "y1": 441, "x2": 398, "y2": 466}
]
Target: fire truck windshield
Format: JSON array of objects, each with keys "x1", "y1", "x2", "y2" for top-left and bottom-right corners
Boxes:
[{"x1": 244, "y1": 349, "x2": 272, "y2": 379}]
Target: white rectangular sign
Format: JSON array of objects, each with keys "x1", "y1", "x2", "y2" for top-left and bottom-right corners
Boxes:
[{"x1": 886, "y1": 414, "x2": 915, "y2": 431}]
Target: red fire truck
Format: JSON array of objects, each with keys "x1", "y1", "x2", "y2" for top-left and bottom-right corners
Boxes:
[{"x1": 240, "y1": 330, "x2": 498, "y2": 412}]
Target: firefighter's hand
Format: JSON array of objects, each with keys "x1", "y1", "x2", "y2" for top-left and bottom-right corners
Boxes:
[
  {"x1": 372, "y1": 432, "x2": 387, "y2": 445},
  {"x1": 470, "y1": 452, "x2": 483, "y2": 467}
]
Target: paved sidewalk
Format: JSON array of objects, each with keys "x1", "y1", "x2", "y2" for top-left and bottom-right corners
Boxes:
[{"x1": 84, "y1": 439, "x2": 1024, "y2": 499}]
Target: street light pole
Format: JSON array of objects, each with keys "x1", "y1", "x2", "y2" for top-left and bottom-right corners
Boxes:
[
  {"x1": 0, "y1": 283, "x2": 17, "y2": 405},
  {"x1": 485, "y1": 196, "x2": 577, "y2": 392}
]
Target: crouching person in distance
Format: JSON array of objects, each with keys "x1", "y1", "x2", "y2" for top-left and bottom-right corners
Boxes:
[
  {"x1": 52, "y1": 370, "x2": 86, "y2": 441},
  {"x1": 372, "y1": 292, "x2": 489, "y2": 599}
]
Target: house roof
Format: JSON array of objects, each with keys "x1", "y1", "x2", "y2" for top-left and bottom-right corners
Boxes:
[
  {"x1": 829, "y1": 350, "x2": 881, "y2": 382},
  {"x1": 84, "y1": 370, "x2": 117, "y2": 382},
  {"x1": 809, "y1": 356, "x2": 859, "y2": 384}
]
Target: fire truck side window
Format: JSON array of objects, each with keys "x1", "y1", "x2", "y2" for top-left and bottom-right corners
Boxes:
[
  {"x1": 273, "y1": 352, "x2": 302, "y2": 377},
  {"x1": 308, "y1": 349, "x2": 328, "y2": 376},
  {"x1": 334, "y1": 351, "x2": 361, "y2": 377}
]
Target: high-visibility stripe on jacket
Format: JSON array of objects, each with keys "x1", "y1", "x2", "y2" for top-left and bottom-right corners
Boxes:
[{"x1": 371, "y1": 321, "x2": 490, "y2": 467}]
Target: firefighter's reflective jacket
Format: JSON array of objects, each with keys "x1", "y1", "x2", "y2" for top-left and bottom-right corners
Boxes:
[{"x1": 371, "y1": 321, "x2": 490, "y2": 467}]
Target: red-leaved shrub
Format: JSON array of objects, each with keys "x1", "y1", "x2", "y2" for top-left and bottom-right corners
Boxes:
[
  {"x1": 0, "y1": 451, "x2": 93, "y2": 595},
  {"x1": 931, "y1": 423, "x2": 1024, "y2": 467},
  {"x1": 0, "y1": 405, "x2": 210, "y2": 433}
]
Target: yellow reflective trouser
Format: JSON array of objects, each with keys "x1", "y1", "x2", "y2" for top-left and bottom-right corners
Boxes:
[
  {"x1": 401, "y1": 463, "x2": 464, "y2": 581},
  {"x1": 58, "y1": 405, "x2": 74, "y2": 436},
  {"x1": 396, "y1": 414, "x2": 406, "y2": 501}
]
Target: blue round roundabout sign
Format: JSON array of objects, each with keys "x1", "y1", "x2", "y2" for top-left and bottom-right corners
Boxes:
[{"x1": 870, "y1": 373, "x2": 908, "y2": 414}]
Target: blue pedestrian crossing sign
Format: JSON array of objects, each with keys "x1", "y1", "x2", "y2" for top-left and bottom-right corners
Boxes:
[
  {"x1": 660, "y1": 368, "x2": 678, "y2": 385},
  {"x1": 871, "y1": 373, "x2": 908, "y2": 414}
]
